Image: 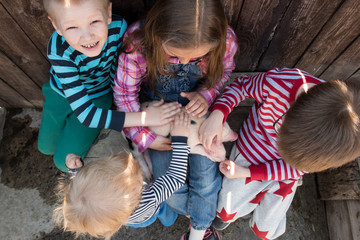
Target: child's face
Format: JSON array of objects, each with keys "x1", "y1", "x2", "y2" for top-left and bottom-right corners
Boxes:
[
  {"x1": 162, "y1": 43, "x2": 215, "y2": 64},
  {"x1": 49, "y1": 0, "x2": 112, "y2": 57}
]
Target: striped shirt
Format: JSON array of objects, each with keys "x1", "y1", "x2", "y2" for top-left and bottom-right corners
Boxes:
[
  {"x1": 127, "y1": 137, "x2": 190, "y2": 224},
  {"x1": 47, "y1": 15, "x2": 127, "y2": 132},
  {"x1": 212, "y1": 68, "x2": 324, "y2": 181},
  {"x1": 113, "y1": 21, "x2": 238, "y2": 152}
]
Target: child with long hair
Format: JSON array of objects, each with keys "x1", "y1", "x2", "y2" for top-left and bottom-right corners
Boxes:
[
  {"x1": 113, "y1": 0, "x2": 238, "y2": 239},
  {"x1": 54, "y1": 111, "x2": 191, "y2": 239}
]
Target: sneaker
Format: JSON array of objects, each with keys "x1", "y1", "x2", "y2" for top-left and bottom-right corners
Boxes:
[
  {"x1": 212, "y1": 217, "x2": 230, "y2": 231},
  {"x1": 180, "y1": 226, "x2": 220, "y2": 240}
]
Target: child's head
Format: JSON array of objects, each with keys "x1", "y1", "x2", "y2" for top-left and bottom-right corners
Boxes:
[
  {"x1": 43, "y1": 0, "x2": 112, "y2": 57},
  {"x1": 53, "y1": 152, "x2": 143, "y2": 239},
  {"x1": 278, "y1": 80, "x2": 360, "y2": 172},
  {"x1": 139, "y1": 0, "x2": 228, "y2": 88}
]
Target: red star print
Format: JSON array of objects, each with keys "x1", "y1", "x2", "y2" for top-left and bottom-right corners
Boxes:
[
  {"x1": 251, "y1": 222, "x2": 270, "y2": 239},
  {"x1": 249, "y1": 190, "x2": 269, "y2": 204},
  {"x1": 273, "y1": 181, "x2": 295, "y2": 201},
  {"x1": 217, "y1": 207, "x2": 237, "y2": 222}
]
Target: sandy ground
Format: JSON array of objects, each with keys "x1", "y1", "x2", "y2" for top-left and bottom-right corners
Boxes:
[{"x1": 0, "y1": 108, "x2": 329, "y2": 240}]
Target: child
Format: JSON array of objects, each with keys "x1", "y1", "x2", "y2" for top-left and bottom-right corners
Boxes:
[
  {"x1": 38, "y1": 0, "x2": 181, "y2": 172},
  {"x1": 113, "y1": 0, "x2": 238, "y2": 239},
  {"x1": 199, "y1": 68, "x2": 360, "y2": 239},
  {"x1": 53, "y1": 111, "x2": 191, "y2": 239}
]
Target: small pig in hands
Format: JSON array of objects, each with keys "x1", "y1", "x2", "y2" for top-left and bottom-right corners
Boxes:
[{"x1": 142, "y1": 101, "x2": 238, "y2": 162}]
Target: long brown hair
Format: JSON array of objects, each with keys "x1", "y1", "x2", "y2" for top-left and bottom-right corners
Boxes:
[
  {"x1": 278, "y1": 80, "x2": 360, "y2": 172},
  {"x1": 122, "y1": 0, "x2": 228, "y2": 91}
]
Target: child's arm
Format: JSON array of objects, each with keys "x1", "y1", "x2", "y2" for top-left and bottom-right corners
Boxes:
[
  {"x1": 187, "y1": 26, "x2": 238, "y2": 117},
  {"x1": 150, "y1": 111, "x2": 191, "y2": 203},
  {"x1": 123, "y1": 100, "x2": 181, "y2": 127}
]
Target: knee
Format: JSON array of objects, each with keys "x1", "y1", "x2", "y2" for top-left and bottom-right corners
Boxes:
[
  {"x1": 53, "y1": 154, "x2": 68, "y2": 172},
  {"x1": 37, "y1": 142, "x2": 55, "y2": 156}
]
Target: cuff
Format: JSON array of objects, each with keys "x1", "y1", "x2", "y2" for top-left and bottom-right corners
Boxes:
[
  {"x1": 212, "y1": 103, "x2": 230, "y2": 123},
  {"x1": 249, "y1": 164, "x2": 268, "y2": 181}
]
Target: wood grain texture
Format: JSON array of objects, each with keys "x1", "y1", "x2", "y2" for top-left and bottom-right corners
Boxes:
[
  {"x1": 1, "y1": 0, "x2": 53, "y2": 57},
  {"x1": 317, "y1": 160, "x2": 360, "y2": 200},
  {"x1": 0, "y1": 4, "x2": 50, "y2": 88},
  {"x1": 326, "y1": 200, "x2": 360, "y2": 240},
  {"x1": 234, "y1": 0, "x2": 291, "y2": 71},
  {"x1": 0, "y1": 52, "x2": 43, "y2": 107},
  {"x1": 296, "y1": 0, "x2": 360, "y2": 77},
  {"x1": 221, "y1": 0, "x2": 243, "y2": 28},
  {"x1": 319, "y1": 35, "x2": 360, "y2": 81},
  {"x1": 0, "y1": 78, "x2": 33, "y2": 108},
  {"x1": 258, "y1": 0, "x2": 342, "y2": 71}
]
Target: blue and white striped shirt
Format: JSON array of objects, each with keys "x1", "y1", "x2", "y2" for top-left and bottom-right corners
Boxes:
[
  {"x1": 127, "y1": 137, "x2": 190, "y2": 224},
  {"x1": 47, "y1": 15, "x2": 127, "y2": 131}
]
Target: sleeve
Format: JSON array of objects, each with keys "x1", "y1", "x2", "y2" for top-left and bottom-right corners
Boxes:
[
  {"x1": 249, "y1": 160, "x2": 306, "y2": 181},
  {"x1": 113, "y1": 36, "x2": 156, "y2": 152},
  {"x1": 49, "y1": 54, "x2": 125, "y2": 131},
  {"x1": 212, "y1": 72, "x2": 267, "y2": 123},
  {"x1": 149, "y1": 136, "x2": 190, "y2": 203},
  {"x1": 198, "y1": 26, "x2": 238, "y2": 105}
]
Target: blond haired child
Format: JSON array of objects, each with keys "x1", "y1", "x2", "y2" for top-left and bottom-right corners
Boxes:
[
  {"x1": 199, "y1": 68, "x2": 360, "y2": 239},
  {"x1": 38, "y1": 0, "x2": 181, "y2": 172},
  {"x1": 113, "y1": 0, "x2": 238, "y2": 239},
  {"x1": 54, "y1": 111, "x2": 191, "y2": 239}
]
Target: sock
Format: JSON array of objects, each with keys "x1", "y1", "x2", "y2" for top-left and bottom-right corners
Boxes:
[{"x1": 189, "y1": 227, "x2": 206, "y2": 240}]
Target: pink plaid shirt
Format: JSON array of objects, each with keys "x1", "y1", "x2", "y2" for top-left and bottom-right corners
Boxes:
[{"x1": 114, "y1": 21, "x2": 238, "y2": 152}]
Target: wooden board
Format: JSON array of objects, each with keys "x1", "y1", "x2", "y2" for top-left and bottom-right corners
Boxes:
[
  {"x1": 0, "y1": 4, "x2": 50, "y2": 88},
  {"x1": 317, "y1": 160, "x2": 360, "y2": 200},
  {"x1": 0, "y1": 52, "x2": 43, "y2": 107},
  {"x1": 296, "y1": 0, "x2": 360, "y2": 77},
  {"x1": 320, "y1": 35, "x2": 360, "y2": 81},
  {"x1": 346, "y1": 67, "x2": 360, "y2": 83},
  {"x1": 326, "y1": 200, "x2": 360, "y2": 240},
  {"x1": 258, "y1": 0, "x2": 342, "y2": 71},
  {"x1": 0, "y1": 97, "x2": 10, "y2": 108},
  {"x1": 0, "y1": 78, "x2": 33, "y2": 108},
  {"x1": 1, "y1": 0, "x2": 53, "y2": 57},
  {"x1": 234, "y1": 0, "x2": 291, "y2": 71},
  {"x1": 221, "y1": 0, "x2": 244, "y2": 28}
]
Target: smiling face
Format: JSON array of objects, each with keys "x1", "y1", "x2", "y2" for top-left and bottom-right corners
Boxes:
[
  {"x1": 49, "y1": 0, "x2": 112, "y2": 57},
  {"x1": 162, "y1": 43, "x2": 215, "y2": 64}
]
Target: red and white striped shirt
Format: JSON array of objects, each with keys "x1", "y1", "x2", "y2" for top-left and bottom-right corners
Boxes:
[{"x1": 212, "y1": 68, "x2": 324, "y2": 181}]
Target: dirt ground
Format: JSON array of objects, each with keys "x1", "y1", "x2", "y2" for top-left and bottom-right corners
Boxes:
[{"x1": 0, "y1": 108, "x2": 330, "y2": 240}]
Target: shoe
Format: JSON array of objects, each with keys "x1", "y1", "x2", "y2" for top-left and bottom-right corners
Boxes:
[
  {"x1": 212, "y1": 217, "x2": 230, "y2": 231},
  {"x1": 180, "y1": 226, "x2": 220, "y2": 240}
]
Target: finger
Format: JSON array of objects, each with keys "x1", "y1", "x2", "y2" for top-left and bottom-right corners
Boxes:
[
  {"x1": 152, "y1": 99, "x2": 164, "y2": 107},
  {"x1": 190, "y1": 103, "x2": 206, "y2": 116},
  {"x1": 180, "y1": 92, "x2": 190, "y2": 99},
  {"x1": 197, "y1": 108, "x2": 208, "y2": 118}
]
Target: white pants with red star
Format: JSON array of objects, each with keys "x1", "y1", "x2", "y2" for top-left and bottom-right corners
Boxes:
[{"x1": 217, "y1": 145, "x2": 299, "y2": 240}]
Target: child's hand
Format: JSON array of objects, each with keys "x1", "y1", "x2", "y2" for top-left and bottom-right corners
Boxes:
[
  {"x1": 219, "y1": 160, "x2": 250, "y2": 179},
  {"x1": 149, "y1": 135, "x2": 172, "y2": 151},
  {"x1": 65, "y1": 153, "x2": 83, "y2": 169},
  {"x1": 170, "y1": 111, "x2": 191, "y2": 137},
  {"x1": 199, "y1": 110, "x2": 224, "y2": 151},
  {"x1": 181, "y1": 92, "x2": 209, "y2": 117},
  {"x1": 144, "y1": 100, "x2": 182, "y2": 126}
]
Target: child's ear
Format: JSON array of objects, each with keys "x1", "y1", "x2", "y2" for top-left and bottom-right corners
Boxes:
[
  {"x1": 48, "y1": 16, "x2": 63, "y2": 36},
  {"x1": 107, "y1": 2, "x2": 112, "y2": 25}
]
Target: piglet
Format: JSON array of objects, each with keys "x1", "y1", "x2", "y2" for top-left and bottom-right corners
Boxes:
[{"x1": 142, "y1": 101, "x2": 238, "y2": 162}]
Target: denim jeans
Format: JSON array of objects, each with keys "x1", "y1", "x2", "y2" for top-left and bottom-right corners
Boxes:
[
  {"x1": 146, "y1": 62, "x2": 221, "y2": 230},
  {"x1": 149, "y1": 150, "x2": 221, "y2": 230}
]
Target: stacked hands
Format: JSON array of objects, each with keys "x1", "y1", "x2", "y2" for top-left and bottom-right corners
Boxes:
[{"x1": 66, "y1": 93, "x2": 248, "y2": 179}]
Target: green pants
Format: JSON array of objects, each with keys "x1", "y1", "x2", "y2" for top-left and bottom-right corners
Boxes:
[{"x1": 38, "y1": 82, "x2": 113, "y2": 172}]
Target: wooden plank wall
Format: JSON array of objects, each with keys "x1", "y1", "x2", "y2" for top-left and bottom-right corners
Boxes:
[{"x1": 0, "y1": 0, "x2": 359, "y2": 107}]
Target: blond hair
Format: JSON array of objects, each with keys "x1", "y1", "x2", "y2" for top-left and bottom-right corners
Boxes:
[
  {"x1": 43, "y1": 0, "x2": 110, "y2": 19},
  {"x1": 278, "y1": 80, "x2": 360, "y2": 172},
  {"x1": 53, "y1": 152, "x2": 143, "y2": 239}
]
